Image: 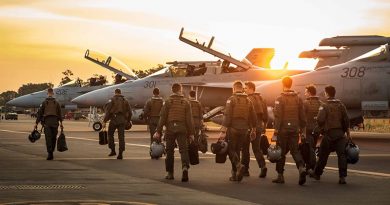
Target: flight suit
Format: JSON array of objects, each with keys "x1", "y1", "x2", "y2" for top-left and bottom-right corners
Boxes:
[
  {"x1": 104, "y1": 95, "x2": 132, "y2": 154},
  {"x1": 189, "y1": 98, "x2": 203, "y2": 143},
  {"x1": 156, "y1": 93, "x2": 194, "y2": 174},
  {"x1": 314, "y1": 98, "x2": 349, "y2": 178},
  {"x1": 303, "y1": 96, "x2": 322, "y2": 170},
  {"x1": 222, "y1": 92, "x2": 257, "y2": 180},
  {"x1": 36, "y1": 97, "x2": 62, "y2": 155},
  {"x1": 274, "y1": 90, "x2": 306, "y2": 175},
  {"x1": 144, "y1": 96, "x2": 164, "y2": 144},
  {"x1": 242, "y1": 93, "x2": 268, "y2": 174}
]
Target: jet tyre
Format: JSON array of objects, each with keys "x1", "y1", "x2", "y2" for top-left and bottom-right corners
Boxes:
[{"x1": 93, "y1": 122, "x2": 103, "y2": 131}]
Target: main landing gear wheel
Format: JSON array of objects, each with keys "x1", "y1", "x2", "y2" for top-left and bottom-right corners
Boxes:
[{"x1": 93, "y1": 122, "x2": 103, "y2": 131}]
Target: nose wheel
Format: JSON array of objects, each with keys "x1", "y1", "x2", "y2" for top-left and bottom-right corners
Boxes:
[{"x1": 93, "y1": 122, "x2": 103, "y2": 131}]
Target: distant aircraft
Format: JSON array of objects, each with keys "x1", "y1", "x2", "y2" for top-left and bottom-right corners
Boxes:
[
  {"x1": 6, "y1": 79, "x2": 107, "y2": 110},
  {"x1": 258, "y1": 44, "x2": 390, "y2": 128},
  {"x1": 300, "y1": 35, "x2": 390, "y2": 69},
  {"x1": 6, "y1": 52, "x2": 138, "y2": 109}
]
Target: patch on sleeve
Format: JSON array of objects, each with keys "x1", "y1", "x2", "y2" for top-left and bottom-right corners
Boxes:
[
  {"x1": 108, "y1": 99, "x2": 112, "y2": 103},
  {"x1": 227, "y1": 100, "x2": 231, "y2": 104},
  {"x1": 275, "y1": 100, "x2": 280, "y2": 105},
  {"x1": 319, "y1": 106, "x2": 324, "y2": 110}
]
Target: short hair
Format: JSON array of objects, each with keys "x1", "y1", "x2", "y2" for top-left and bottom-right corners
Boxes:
[
  {"x1": 305, "y1": 84, "x2": 317, "y2": 95},
  {"x1": 282, "y1": 76, "x2": 293, "y2": 88},
  {"x1": 244, "y1": 81, "x2": 256, "y2": 91},
  {"x1": 324, "y1": 85, "x2": 336, "y2": 97},
  {"x1": 233, "y1": 80, "x2": 243, "y2": 89},
  {"x1": 189, "y1": 90, "x2": 196, "y2": 98},
  {"x1": 153, "y1": 87, "x2": 160, "y2": 95},
  {"x1": 47, "y1": 88, "x2": 54, "y2": 93},
  {"x1": 115, "y1": 88, "x2": 121, "y2": 94},
  {"x1": 171, "y1": 83, "x2": 182, "y2": 93}
]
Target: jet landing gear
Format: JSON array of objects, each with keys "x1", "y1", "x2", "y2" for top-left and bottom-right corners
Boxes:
[
  {"x1": 88, "y1": 106, "x2": 104, "y2": 132},
  {"x1": 93, "y1": 121, "x2": 103, "y2": 131}
]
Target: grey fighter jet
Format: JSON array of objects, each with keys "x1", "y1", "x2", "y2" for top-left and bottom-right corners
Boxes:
[
  {"x1": 71, "y1": 29, "x2": 309, "y2": 109},
  {"x1": 6, "y1": 79, "x2": 107, "y2": 109},
  {"x1": 6, "y1": 52, "x2": 138, "y2": 109}
]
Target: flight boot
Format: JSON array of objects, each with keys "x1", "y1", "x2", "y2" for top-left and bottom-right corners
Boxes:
[
  {"x1": 236, "y1": 164, "x2": 245, "y2": 182},
  {"x1": 117, "y1": 151, "x2": 123, "y2": 160},
  {"x1": 259, "y1": 167, "x2": 267, "y2": 178},
  {"x1": 272, "y1": 173, "x2": 285, "y2": 184},
  {"x1": 108, "y1": 149, "x2": 116, "y2": 156},
  {"x1": 46, "y1": 152, "x2": 54, "y2": 160},
  {"x1": 299, "y1": 166, "x2": 307, "y2": 185},
  {"x1": 165, "y1": 172, "x2": 174, "y2": 180},
  {"x1": 229, "y1": 170, "x2": 237, "y2": 181},
  {"x1": 339, "y1": 177, "x2": 347, "y2": 184},
  {"x1": 181, "y1": 167, "x2": 189, "y2": 182},
  {"x1": 243, "y1": 168, "x2": 250, "y2": 177}
]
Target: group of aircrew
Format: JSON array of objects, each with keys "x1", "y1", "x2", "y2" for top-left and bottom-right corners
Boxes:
[
  {"x1": 34, "y1": 76, "x2": 351, "y2": 185},
  {"x1": 217, "y1": 77, "x2": 350, "y2": 185}
]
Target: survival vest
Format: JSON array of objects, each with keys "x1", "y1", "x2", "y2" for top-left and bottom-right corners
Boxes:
[
  {"x1": 305, "y1": 97, "x2": 322, "y2": 130},
  {"x1": 150, "y1": 97, "x2": 163, "y2": 117}
]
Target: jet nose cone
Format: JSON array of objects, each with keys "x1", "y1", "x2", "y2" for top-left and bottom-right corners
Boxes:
[
  {"x1": 72, "y1": 89, "x2": 110, "y2": 107},
  {"x1": 6, "y1": 98, "x2": 18, "y2": 106},
  {"x1": 6, "y1": 94, "x2": 44, "y2": 107}
]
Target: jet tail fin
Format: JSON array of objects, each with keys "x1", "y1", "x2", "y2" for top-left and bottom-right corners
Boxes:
[{"x1": 244, "y1": 48, "x2": 274, "y2": 69}]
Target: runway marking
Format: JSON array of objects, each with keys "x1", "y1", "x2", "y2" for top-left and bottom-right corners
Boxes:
[
  {"x1": 56, "y1": 156, "x2": 215, "y2": 160},
  {"x1": 0, "y1": 129, "x2": 32, "y2": 134},
  {"x1": 330, "y1": 154, "x2": 390, "y2": 157},
  {"x1": 1, "y1": 129, "x2": 390, "y2": 178},
  {"x1": 3, "y1": 200, "x2": 155, "y2": 205}
]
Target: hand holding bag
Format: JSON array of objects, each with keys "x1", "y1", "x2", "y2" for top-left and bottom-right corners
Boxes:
[
  {"x1": 188, "y1": 141, "x2": 200, "y2": 165},
  {"x1": 57, "y1": 128, "x2": 68, "y2": 152}
]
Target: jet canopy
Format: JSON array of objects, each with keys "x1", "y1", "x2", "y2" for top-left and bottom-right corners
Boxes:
[
  {"x1": 149, "y1": 62, "x2": 222, "y2": 78},
  {"x1": 353, "y1": 44, "x2": 390, "y2": 62},
  {"x1": 84, "y1": 49, "x2": 138, "y2": 80}
]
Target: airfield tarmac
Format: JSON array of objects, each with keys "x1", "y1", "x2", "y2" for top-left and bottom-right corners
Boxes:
[{"x1": 0, "y1": 116, "x2": 389, "y2": 205}]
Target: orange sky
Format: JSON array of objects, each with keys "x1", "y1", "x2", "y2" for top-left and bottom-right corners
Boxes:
[{"x1": 0, "y1": 0, "x2": 389, "y2": 93}]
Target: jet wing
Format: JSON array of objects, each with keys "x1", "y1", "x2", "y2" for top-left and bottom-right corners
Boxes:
[
  {"x1": 181, "y1": 82, "x2": 232, "y2": 89},
  {"x1": 182, "y1": 81, "x2": 264, "y2": 89}
]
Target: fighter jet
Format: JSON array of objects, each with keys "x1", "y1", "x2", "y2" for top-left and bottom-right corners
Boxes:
[
  {"x1": 6, "y1": 51, "x2": 138, "y2": 109},
  {"x1": 71, "y1": 29, "x2": 309, "y2": 109},
  {"x1": 257, "y1": 44, "x2": 390, "y2": 128},
  {"x1": 6, "y1": 79, "x2": 107, "y2": 109}
]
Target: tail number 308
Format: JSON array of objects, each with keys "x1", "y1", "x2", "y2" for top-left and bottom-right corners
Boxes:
[{"x1": 341, "y1": 67, "x2": 365, "y2": 78}]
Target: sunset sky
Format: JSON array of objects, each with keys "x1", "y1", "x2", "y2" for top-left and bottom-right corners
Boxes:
[{"x1": 0, "y1": 0, "x2": 389, "y2": 93}]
